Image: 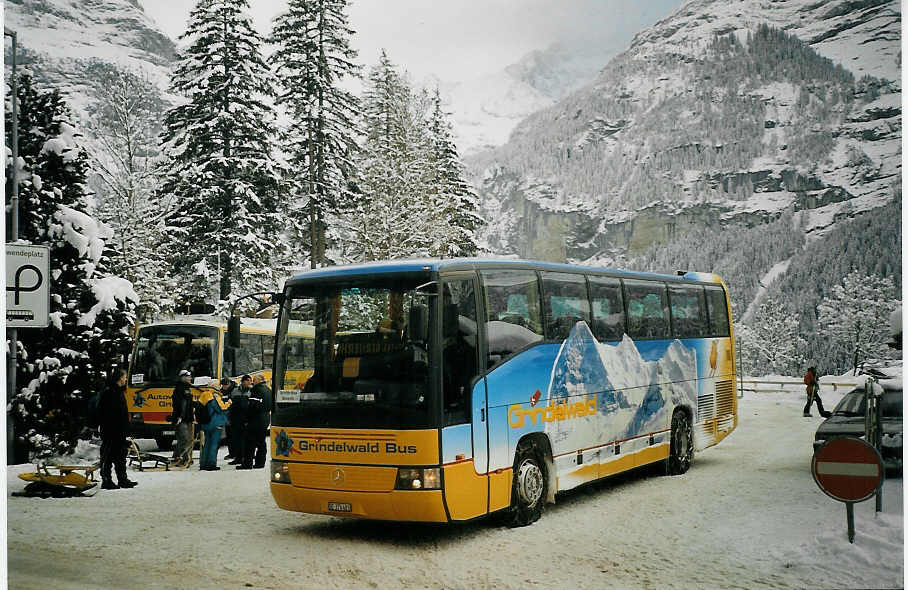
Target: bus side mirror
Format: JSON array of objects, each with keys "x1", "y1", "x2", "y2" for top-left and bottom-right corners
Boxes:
[
  {"x1": 409, "y1": 304, "x2": 428, "y2": 343},
  {"x1": 227, "y1": 316, "x2": 241, "y2": 349}
]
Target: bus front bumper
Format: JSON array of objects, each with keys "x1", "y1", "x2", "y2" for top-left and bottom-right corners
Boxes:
[{"x1": 270, "y1": 483, "x2": 448, "y2": 522}]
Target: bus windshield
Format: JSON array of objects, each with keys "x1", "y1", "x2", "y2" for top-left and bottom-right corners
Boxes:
[
  {"x1": 272, "y1": 279, "x2": 436, "y2": 429},
  {"x1": 130, "y1": 324, "x2": 219, "y2": 385}
]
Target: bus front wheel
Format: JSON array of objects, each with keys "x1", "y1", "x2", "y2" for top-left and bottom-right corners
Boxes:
[
  {"x1": 507, "y1": 442, "x2": 547, "y2": 527},
  {"x1": 667, "y1": 410, "x2": 693, "y2": 475}
]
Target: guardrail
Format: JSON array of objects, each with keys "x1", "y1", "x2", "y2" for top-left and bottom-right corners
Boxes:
[{"x1": 739, "y1": 378, "x2": 863, "y2": 394}]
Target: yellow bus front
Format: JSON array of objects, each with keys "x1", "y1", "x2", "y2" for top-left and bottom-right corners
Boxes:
[
  {"x1": 269, "y1": 427, "x2": 448, "y2": 522},
  {"x1": 126, "y1": 322, "x2": 221, "y2": 447},
  {"x1": 267, "y1": 271, "x2": 465, "y2": 522}
]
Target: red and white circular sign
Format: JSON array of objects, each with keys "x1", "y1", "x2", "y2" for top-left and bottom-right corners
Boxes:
[{"x1": 811, "y1": 437, "x2": 884, "y2": 503}]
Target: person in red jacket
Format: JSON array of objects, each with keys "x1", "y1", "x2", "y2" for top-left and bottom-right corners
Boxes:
[{"x1": 803, "y1": 366, "x2": 831, "y2": 418}]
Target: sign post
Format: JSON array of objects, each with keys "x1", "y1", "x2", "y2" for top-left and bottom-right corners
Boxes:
[
  {"x1": 6, "y1": 244, "x2": 51, "y2": 328},
  {"x1": 811, "y1": 436, "x2": 884, "y2": 543}
]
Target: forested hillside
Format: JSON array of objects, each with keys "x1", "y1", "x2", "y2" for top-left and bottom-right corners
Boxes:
[{"x1": 470, "y1": 0, "x2": 901, "y2": 374}]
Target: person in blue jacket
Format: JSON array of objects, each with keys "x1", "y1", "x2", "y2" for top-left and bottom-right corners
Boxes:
[{"x1": 199, "y1": 380, "x2": 232, "y2": 471}]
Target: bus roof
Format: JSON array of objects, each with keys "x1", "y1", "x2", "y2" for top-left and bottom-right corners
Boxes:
[{"x1": 286, "y1": 258, "x2": 722, "y2": 285}]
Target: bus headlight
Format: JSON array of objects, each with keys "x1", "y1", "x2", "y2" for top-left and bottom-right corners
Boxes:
[
  {"x1": 271, "y1": 460, "x2": 291, "y2": 484},
  {"x1": 395, "y1": 467, "x2": 441, "y2": 490}
]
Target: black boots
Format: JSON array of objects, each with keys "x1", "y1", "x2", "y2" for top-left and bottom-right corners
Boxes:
[{"x1": 102, "y1": 479, "x2": 137, "y2": 489}]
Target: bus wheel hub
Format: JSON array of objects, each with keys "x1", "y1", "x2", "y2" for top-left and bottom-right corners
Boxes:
[{"x1": 516, "y1": 460, "x2": 543, "y2": 506}]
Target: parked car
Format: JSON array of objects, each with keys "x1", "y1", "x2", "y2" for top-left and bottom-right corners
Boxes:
[{"x1": 813, "y1": 386, "x2": 902, "y2": 472}]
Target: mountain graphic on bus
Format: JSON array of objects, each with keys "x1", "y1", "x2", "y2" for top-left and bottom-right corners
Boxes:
[{"x1": 544, "y1": 321, "x2": 698, "y2": 453}]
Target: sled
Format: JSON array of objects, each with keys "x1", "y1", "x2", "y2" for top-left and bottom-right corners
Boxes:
[
  {"x1": 127, "y1": 437, "x2": 193, "y2": 471},
  {"x1": 14, "y1": 463, "x2": 100, "y2": 498}
]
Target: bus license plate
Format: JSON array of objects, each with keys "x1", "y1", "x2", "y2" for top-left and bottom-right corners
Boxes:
[
  {"x1": 162, "y1": 431, "x2": 175, "y2": 436},
  {"x1": 327, "y1": 502, "x2": 352, "y2": 513}
]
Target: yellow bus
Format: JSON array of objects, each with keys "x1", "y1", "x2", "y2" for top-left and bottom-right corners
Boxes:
[
  {"x1": 266, "y1": 259, "x2": 737, "y2": 525},
  {"x1": 126, "y1": 317, "x2": 313, "y2": 450}
]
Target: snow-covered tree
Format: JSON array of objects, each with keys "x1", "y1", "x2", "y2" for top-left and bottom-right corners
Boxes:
[
  {"x1": 817, "y1": 270, "x2": 900, "y2": 370},
  {"x1": 737, "y1": 296, "x2": 806, "y2": 376},
  {"x1": 5, "y1": 74, "x2": 138, "y2": 457},
  {"x1": 82, "y1": 61, "x2": 174, "y2": 321},
  {"x1": 335, "y1": 52, "x2": 482, "y2": 262},
  {"x1": 270, "y1": 0, "x2": 360, "y2": 268},
  {"x1": 425, "y1": 88, "x2": 482, "y2": 257},
  {"x1": 158, "y1": 0, "x2": 287, "y2": 305}
]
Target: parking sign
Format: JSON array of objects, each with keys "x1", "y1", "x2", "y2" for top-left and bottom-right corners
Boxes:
[{"x1": 6, "y1": 244, "x2": 50, "y2": 328}]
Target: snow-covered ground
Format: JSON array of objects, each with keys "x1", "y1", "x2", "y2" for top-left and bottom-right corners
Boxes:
[{"x1": 6, "y1": 382, "x2": 904, "y2": 590}]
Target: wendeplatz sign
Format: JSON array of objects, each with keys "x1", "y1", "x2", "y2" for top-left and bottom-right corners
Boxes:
[{"x1": 5, "y1": 244, "x2": 50, "y2": 328}]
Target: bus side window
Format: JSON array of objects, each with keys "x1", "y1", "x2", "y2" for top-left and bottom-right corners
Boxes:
[
  {"x1": 481, "y1": 270, "x2": 544, "y2": 367},
  {"x1": 442, "y1": 279, "x2": 479, "y2": 426},
  {"x1": 589, "y1": 276, "x2": 625, "y2": 341},
  {"x1": 541, "y1": 272, "x2": 590, "y2": 341},
  {"x1": 705, "y1": 286, "x2": 731, "y2": 337},
  {"x1": 669, "y1": 284, "x2": 708, "y2": 339},
  {"x1": 625, "y1": 280, "x2": 669, "y2": 340}
]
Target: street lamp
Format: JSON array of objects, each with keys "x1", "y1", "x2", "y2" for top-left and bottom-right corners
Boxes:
[{"x1": 5, "y1": 27, "x2": 20, "y2": 463}]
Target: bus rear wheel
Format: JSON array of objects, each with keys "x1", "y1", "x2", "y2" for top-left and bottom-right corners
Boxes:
[
  {"x1": 507, "y1": 442, "x2": 547, "y2": 527},
  {"x1": 667, "y1": 410, "x2": 693, "y2": 475}
]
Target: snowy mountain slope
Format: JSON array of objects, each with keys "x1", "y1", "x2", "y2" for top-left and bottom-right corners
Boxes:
[
  {"x1": 472, "y1": 0, "x2": 901, "y2": 269},
  {"x1": 439, "y1": 41, "x2": 626, "y2": 155},
  {"x1": 3, "y1": 0, "x2": 176, "y2": 118}
]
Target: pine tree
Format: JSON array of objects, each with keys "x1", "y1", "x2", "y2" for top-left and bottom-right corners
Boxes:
[
  {"x1": 5, "y1": 74, "x2": 137, "y2": 457},
  {"x1": 337, "y1": 52, "x2": 482, "y2": 262},
  {"x1": 337, "y1": 50, "x2": 428, "y2": 261},
  {"x1": 270, "y1": 0, "x2": 360, "y2": 269},
  {"x1": 739, "y1": 296, "x2": 806, "y2": 376},
  {"x1": 817, "y1": 271, "x2": 900, "y2": 370},
  {"x1": 426, "y1": 88, "x2": 482, "y2": 257},
  {"x1": 82, "y1": 61, "x2": 173, "y2": 321},
  {"x1": 158, "y1": 0, "x2": 286, "y2": 305}
]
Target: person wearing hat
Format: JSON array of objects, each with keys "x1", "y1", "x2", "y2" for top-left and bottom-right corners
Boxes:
[{"x1": 170, "y1": 369, "x2": 195, "y2": 466}]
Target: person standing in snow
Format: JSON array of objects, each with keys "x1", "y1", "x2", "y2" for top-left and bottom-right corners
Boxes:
[
  {"x1": 229, "y1": 374, "x2": 252, "y2": 465},
  {"x1": 98, "y1": 368, "x2": 138, "y2": 490},
  {"x1": 170, "y1": 369, "x2": 195, "y2": 466},
  {"x1": 238, "y1": 374, "x2": 271, "y2": 469},
  {"x1": 221, "y1": 377, "x2": 238, "y2": 462},
  {"x1": 199, "y1": 379, "x2": 232, "y2": 471},
  {"x1": 803, "y1": 366, "x2": 831, "y2": 418}
]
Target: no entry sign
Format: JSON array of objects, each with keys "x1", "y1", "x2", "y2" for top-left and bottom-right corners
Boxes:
[{"x1": 812, "y1": 437, "x2": 883, "y2": 503}]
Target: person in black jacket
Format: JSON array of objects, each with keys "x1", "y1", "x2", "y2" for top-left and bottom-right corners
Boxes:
[
  {"x1": 170, "y1": 369, "x2": 195, "y2": 466},
  {"x1": 98, "y1": 368, "x2": 137, "y2": 490},
  {"x1": 238, "y1": 374, "x2": 271, "y2": 469},
  {"x1": 228, "y1": 374, "x2": 252, "y2": 465}
]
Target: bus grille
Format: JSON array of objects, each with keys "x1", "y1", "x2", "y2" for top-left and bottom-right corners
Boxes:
[
  {"x1": 698, "y1": 393, "x2": 715, "y2": 421},
  {"x1": 716, "y1": 380, "x2": 735, "y2": 416}
]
